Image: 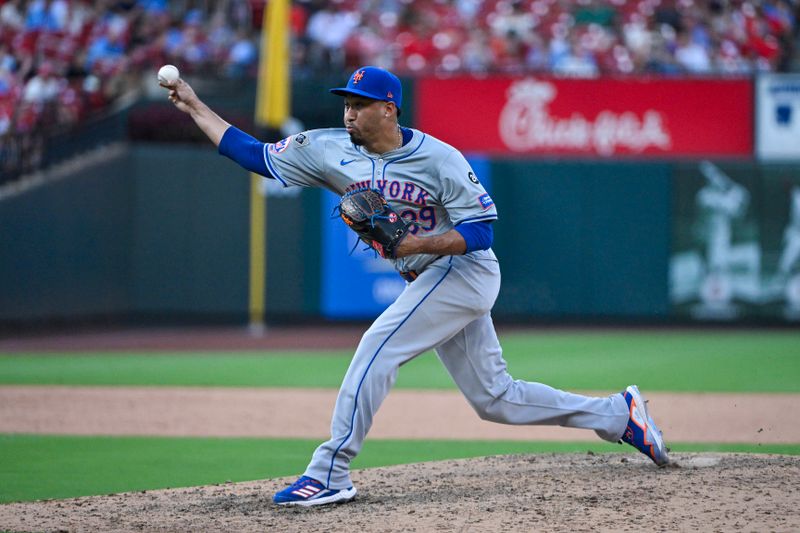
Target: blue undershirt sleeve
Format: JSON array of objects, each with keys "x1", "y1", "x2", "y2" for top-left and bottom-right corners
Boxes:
[
  {"x1": 218, "y1": 126, "x2": 269, "y2": 176},
  {"x1": 454, "y1": 221, "x2": 493, "y2": 252}
]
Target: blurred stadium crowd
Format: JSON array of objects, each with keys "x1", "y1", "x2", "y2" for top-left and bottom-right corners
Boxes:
[
  {"x1": 0, "y1": 0, "x2": 798, "y2": 182},
  {"x1": 0, "y1": 0, "x2": 258, "y2": 179},
  {"x1": 299, "y1": 0, "x2": 797, "y2": 77}
]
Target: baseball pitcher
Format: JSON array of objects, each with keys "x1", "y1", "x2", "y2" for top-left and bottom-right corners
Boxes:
[{"x1": 163, "y1": 65, "x2": 670, "y2": 507}]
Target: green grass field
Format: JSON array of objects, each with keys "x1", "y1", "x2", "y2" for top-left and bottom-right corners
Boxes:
[
  {"x1": 2, "y1": 330, "x2": 799, "y2": 391},
  {"x1": 1, "y1": 330, "x2": 799, "y2": 503},
  {"x1": 2, "y1": 435, "x2": 797, "y2": 504}
]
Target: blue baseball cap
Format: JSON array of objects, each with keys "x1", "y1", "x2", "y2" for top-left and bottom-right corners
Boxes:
[{"x1": 330, "y1": 66, "x2": 402, "y2": 110}]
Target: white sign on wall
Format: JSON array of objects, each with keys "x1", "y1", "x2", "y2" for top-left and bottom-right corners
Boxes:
[{"x1": 757, "y1": 74, "x2": 800, "y2": 161}]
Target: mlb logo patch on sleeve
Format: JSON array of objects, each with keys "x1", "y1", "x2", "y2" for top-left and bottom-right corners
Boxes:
[{"x1": 478, "y1": 193, "x2": 494, "y2": 210}]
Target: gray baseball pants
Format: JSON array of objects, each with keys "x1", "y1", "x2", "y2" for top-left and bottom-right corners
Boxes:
[{"x1": 304, "y1": 253, "x2": 630, "y2": 489}]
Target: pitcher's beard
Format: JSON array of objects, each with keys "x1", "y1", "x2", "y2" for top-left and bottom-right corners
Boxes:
[{"x1": 348, "y1": 132, "x2": 364, "y2": 146}]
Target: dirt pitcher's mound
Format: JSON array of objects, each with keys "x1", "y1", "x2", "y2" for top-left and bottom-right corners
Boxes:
[{"x1": 2, "y1": 453, "x2": 798, "y2": 532}]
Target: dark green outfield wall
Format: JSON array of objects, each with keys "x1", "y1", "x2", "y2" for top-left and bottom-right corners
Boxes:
[
  {"x1": 128, "y1": 145, "x2": 250, "y2": 318},
  {"x1": 0, "y1": 145, "x2": 250, "y2": 322},
  {"x1": 0, "y1": 152, "x2": 134, "y2": 320},
  {"x1": 0, "y1": 143, "x2": 325, "y2": 323},
  {"x1": 490, "y1": 161, "x2": 671, "y2": 318},
  {"x1": 1, "y1": 146, "x2": 797, "y2": 324}
]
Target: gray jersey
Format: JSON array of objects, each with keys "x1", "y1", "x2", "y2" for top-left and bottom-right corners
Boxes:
[{"x1": 261, "y1": 127, "x2": 498, "y2": 272}]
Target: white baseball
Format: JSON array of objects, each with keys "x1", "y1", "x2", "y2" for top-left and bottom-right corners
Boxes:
[{"x1": 157, "y1": 64, "x2": 180, "y2": 85}]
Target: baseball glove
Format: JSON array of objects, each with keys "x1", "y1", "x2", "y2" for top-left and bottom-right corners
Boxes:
[{"x1": 339, "y1": 188, "x2": 412, "y2": 259}]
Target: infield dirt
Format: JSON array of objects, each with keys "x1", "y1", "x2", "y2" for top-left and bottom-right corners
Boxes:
[
  {"x1": 1, "y1": 385, "x2": 799, "y2": 532},
  {"x1": 1, "y1": 453, "x2": 798, "y2": 532}
]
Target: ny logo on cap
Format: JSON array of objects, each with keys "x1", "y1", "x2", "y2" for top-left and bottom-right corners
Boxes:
[{"x1": 353, "y1": 70, "x2": 365, "y2": 84}]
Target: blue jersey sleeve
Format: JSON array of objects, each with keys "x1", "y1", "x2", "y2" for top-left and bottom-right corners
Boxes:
[
  {"x1": 218, "y1": 126, "x2": 269, "y2": 176},
  {"x1": 454, "y1": 220, "x2": 493, "y2": 252}
]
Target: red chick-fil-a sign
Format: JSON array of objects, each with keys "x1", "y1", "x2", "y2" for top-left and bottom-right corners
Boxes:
[{"x1": 416, "y1": 77, "x2": 753, "y2": 158}]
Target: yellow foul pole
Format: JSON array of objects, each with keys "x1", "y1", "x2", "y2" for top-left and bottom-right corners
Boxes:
[{"x1": 250, "y1": 0, "x2": 290, "y2": 331}]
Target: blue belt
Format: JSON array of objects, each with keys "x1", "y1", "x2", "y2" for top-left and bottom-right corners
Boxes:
[
  {"x1": 399, "y1": 270, "x2": 419, "y2": 283},
  {"x1": 399, "y1": 256, "x2": 444, "y2": 283}
]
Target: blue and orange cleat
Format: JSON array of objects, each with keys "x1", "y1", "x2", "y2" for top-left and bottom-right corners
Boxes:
[
  {"x1": 620, "y1": 385, "x2": 670, "y2": 467},
  {"x1": 273, "y1": 476, "x2": 357, "y2": 507}
]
